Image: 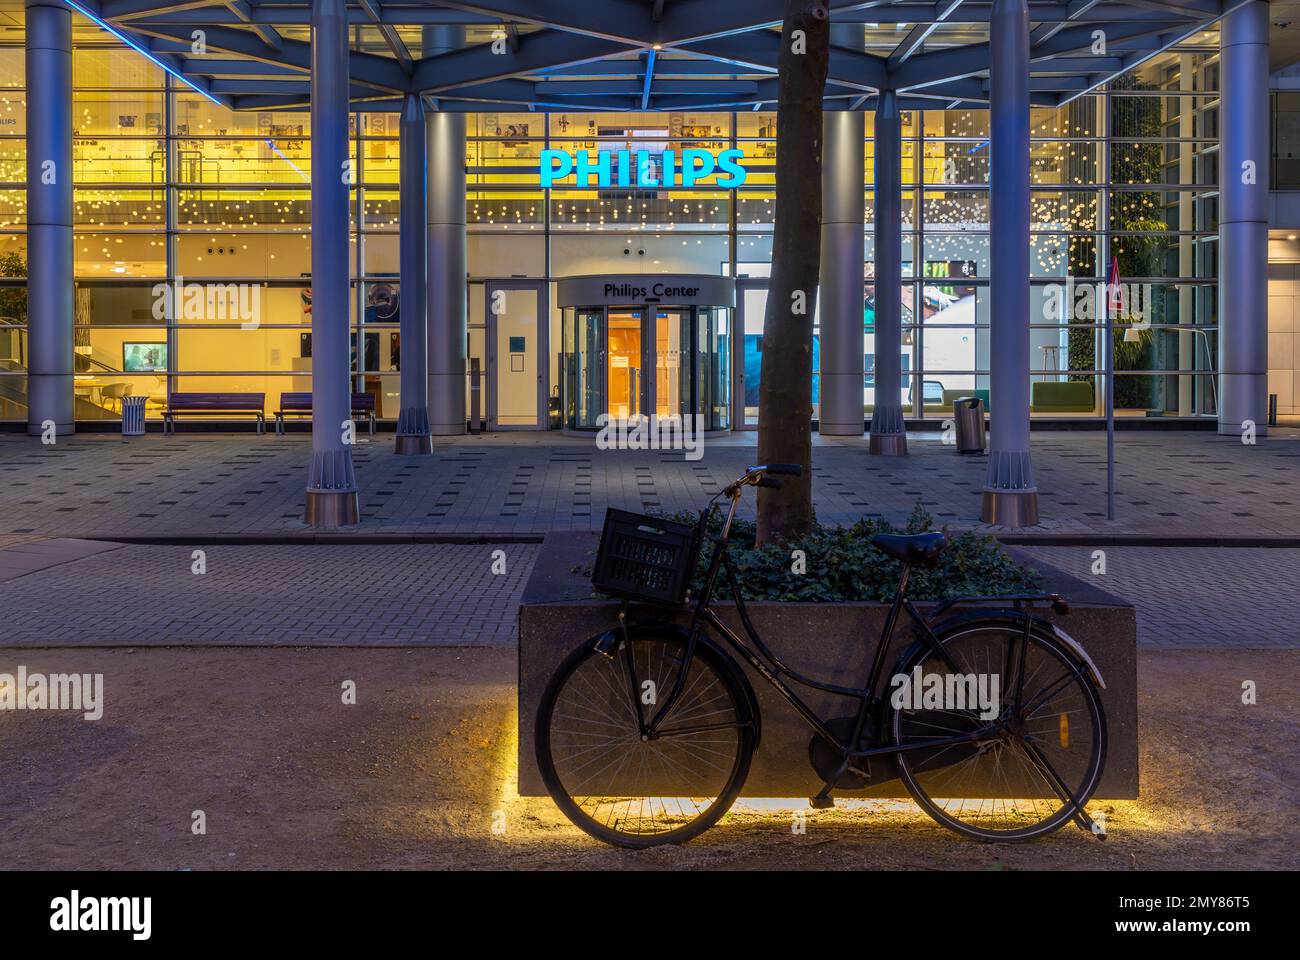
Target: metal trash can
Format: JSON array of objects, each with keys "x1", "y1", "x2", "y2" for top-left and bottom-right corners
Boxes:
[
  {"x1": 953, "y1": 396, "x2": 985, "y2": 454},
  {"x1": 121, "y1": 396, "x2": 147, "y2": 436}
]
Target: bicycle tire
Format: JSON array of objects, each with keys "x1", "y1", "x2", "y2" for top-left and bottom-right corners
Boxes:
[
  {"x1": 535, "y1": 628, "x2": 755, "y2": 848},
  {"x1": 890, "y1": 618, "x2": 1108, "y2": 841}
]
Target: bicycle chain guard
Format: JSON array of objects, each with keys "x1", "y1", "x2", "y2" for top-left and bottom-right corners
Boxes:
[{"x1": 807, "y1": 715, "x2": 897, "y2": 789}]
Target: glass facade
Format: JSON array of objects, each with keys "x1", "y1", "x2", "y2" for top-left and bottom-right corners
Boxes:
[{"x1": 0, "y1": 33, "x2": 1222, "y2": 426}]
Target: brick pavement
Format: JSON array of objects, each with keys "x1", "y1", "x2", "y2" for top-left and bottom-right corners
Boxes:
[
  {"x1": 4, "y1": 427, "x2": 1300, "y2": 540},
  {"x1": 1017, "y1": 546, "x2": 1300, "y2": 649},
  {"x1": 0, "y1": 543, "x2": 535, "y2": 647},
  {"x1": 4, "y1": 429, "x2": 1300, "y2": 651},
  {"x1": 0, "y1": 535, "x2": 1291, "y2": 650}
]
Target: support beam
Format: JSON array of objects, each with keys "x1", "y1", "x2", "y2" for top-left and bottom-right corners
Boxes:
[
  {"x1": 426, "y1": 23, "x2": 468, "y2": 437},
  {"x1": 426, "y1": 111, "x2": 468, "y2": 436},
  {"x1": 869, "y1": 91, "x2": 906, "y2": 454},
  {"x1": 641, "y1": 47, "x2": 656, "y2": 110},
  {"x1": 224, "y1": 0, "x2": 282, "y2": 51},
  {"x1": 358, "y1": 0, "x2": 414, "y2": 74},
  {"x1": 982, "y1": 0, "x2": 1038, "y2": 527},
  {"x1": 1030, "y1": 0, "x2": 1103, "y2": 46},
  {"x1": 888, "y1": 0, "x2": 963, "y2": 69},
  {"x1": 819, "y1": 110, "x2": 866, "y2": 438},
  {"x1": 395, "y1": 93, "x2": 432, "y2": 454},
  {"x1": 25, "y1": 0, "x2": 74, "y2": 437},
  {"x1": 413, "y1": 31, "x2": 634, "y2": 93},
  {"x1": 1217, "y1": 0, "x2": 1269, "y2": 436},
  {"x1": 304, "y1": 0, "x2": 359, "y2": 526}
]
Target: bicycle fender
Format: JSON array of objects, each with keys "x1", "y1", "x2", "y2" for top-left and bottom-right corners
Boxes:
[
  {"x1": 620, "y1": 618, "x2": 763, "y2": 751},
  {"x1": 912, "y1": 609, "x2": 1106, "y2": 690}
]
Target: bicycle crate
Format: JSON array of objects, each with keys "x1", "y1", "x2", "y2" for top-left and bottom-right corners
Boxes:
[{"x1": 592, "y1": 508, "x2": 701, "y2": 606}]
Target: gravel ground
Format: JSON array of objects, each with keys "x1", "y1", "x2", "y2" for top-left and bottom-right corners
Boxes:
[{"x1": 0, "y1": 646, "x2": 1294, "y2": 870}]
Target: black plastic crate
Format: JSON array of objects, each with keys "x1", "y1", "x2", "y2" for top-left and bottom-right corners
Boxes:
[{"x1": 592, "y1": 508, "x2": 701, "y2": 606}]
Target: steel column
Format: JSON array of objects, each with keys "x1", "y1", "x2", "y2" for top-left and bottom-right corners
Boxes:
[
  {"x1": 395, "y1": 92, "x2": 432, "y2": 454},
  {"x1": 869, "y1": 92, "x2": 907, "y2": 454},
  {"x1": 819, "y1": 110, "x2": 865, "y2": 437},
  {"x1": 1218, "y1": 0, "x2": 1269, "y2": 437},
  {"x1": 426, "y1": 110, "x2": 467, "y2": 436},
  {"x1": 304, "y1": 0, "x2": 359, "y2": 525},
  {"x1": 25, "y1": 0, "x2": 74, "y2": 437},
  {"x1": 981, "y1": 0, "x2": 1038, "y2": 526}
]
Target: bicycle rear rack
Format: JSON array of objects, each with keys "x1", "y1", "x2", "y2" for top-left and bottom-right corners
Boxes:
[{"x1": 927, "y1": 593, "x2": 1070, "y2": 620}]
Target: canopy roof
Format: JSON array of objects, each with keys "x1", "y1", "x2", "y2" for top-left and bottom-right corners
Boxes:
[{"x1": 58, "y1": 1, "x2": 1244, "y2": 111}]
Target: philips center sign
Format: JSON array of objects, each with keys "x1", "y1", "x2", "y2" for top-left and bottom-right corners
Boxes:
[{"x1": 539, "y1": 148, "x2": 748, "y2": 189}]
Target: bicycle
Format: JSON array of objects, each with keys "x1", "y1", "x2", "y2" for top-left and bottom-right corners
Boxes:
[{"x1": 535, "y1": 463, "x2": 1109, "y2": 848}]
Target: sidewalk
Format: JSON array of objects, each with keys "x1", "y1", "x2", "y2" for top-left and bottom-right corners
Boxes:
[
  {"x1": 4, "y1": 428, "x2": 1300, "y2": 540},
  {"x1": 1, "y1": 646, "x2": 1293, "y2": 870}
]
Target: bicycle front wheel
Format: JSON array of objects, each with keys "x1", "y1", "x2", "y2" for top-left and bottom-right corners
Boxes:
[
  {"x1": 891, "y1": 619, "x2": 1107, "y2": 841},
  {"x1": 535, "y1": 629, "x2": 754, "y2": 848}
]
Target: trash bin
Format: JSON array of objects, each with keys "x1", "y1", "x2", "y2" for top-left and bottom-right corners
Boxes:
[
  {"x1": 121, "y1": 396, "x2": 147, "y2": 436},
  {"x1": 953, "y1": 396, "x2": 985, "y2": 454}
]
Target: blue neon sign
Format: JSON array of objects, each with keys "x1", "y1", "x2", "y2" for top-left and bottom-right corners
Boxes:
[{"x1": 540, "y1": 148, "x2": 748, "y2": 189}]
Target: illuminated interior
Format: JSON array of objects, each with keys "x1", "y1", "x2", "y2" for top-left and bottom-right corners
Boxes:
[{"x1": 0, "y1": 28, "x2": 1229, "y2": 427}]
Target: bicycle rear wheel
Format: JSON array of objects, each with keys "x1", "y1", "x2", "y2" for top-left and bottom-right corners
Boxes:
[
  {"x1": 535, "y1": 629, "x2": 754, "y2": 848},
  {"x1": 891, "y1": 620, "x2": 1107, "y2": 841}
]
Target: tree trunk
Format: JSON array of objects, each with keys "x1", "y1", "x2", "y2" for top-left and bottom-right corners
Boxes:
[{"x1": 755, "y1": 0, "x2": 830, "y2": 544}]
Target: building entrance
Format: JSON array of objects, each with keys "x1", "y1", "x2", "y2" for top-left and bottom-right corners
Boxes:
[{"x1": 556, "y1": 275, "x2": 735, "y2": 433}]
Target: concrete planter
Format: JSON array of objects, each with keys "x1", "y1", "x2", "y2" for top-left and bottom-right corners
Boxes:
[{"x1": 518, "y1": 532, "x2": 1138, "y2": 800}]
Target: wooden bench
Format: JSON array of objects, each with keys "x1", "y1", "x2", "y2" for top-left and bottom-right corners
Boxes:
[
  {"x1": 163, "y1": 392, "x2": 266, "y2": 434},
  {"x1": 274, "y1": 392, "x2": 377, "y2": 436}
]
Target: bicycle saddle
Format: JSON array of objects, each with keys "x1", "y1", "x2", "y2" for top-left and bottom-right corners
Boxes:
[{"x1": 871, "y1": 532, "x2": 947, "y2": 567}]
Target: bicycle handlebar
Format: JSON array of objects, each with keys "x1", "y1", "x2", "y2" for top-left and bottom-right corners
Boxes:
[{"x1": 716, "y1": 462, "x2": 805, "y2": 500}]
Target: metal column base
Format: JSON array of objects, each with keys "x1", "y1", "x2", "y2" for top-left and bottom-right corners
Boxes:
[
  {"x1": 819, "y1": 422, "x2": 864, "y2": 437},
  {"x1": 980, "y1": 489, "x2": 1040, "y2": 527},
  {"x1": 869, "y1": 432, "x2": 908, "y2": 456},
  {"x1": 394, "y1": 434, "x2": 433, "y2": 455},
  {"x1": 305, "y1": 489, "x2": 360, "y2": 527}
]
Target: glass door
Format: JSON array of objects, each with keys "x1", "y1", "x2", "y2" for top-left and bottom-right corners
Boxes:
[
  {"x1": 653, "y1": 307, "x2": 691, "y2": 421},
  {"x1": 563, "y1": 306, "x2": 604, "y2": 429},
  {"x1": 698, "y1": 305, "x2": 730, "y2": 430},
  {"x1": 735, "y1": 280, "x2": 767, "y2": 429},
  {"x1": 606, "y1": 307, "x2": 643, "y2": 420},
  {"x1": 486, "y1": 281, "x2": 549, "y2": 430}
]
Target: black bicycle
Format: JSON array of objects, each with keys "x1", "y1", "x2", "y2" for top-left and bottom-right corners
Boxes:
[{"x1": 535, "y1": 463, "x2": 1108, "y2": 848}]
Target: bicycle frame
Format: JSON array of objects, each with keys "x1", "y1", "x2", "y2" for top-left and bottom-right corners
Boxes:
[
  {"x1": 601, "y1": 478, "x2": 1101, "y2": 832},
  {"x1": 636, "y1": 492, "x2": 1086, "y2": 773},
  {"x1": 639, "y1": 492, "x2": 991, "y2": 767},
  {"x1": 595, "y1": 476, "x2": 1102, "y2": 832}
]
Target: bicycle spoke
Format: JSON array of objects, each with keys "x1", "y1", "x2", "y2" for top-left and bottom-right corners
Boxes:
[
  {"x1": 893, "y1": 624, "x2": 1104, "y2": 840},
  {"x1": 543, "y1": 636, "x2": 746, "y2": 842}
]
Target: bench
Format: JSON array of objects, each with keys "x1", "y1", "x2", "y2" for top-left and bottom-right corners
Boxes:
[
  {"x1": 924, "y1": 388, "x2": 989, "y2": 416},
  {"x1": 163, "y1": 392, "x2": 266, "y2": 434},
  {"x1": 274, "y1": 392, "x2": 377, "y2": 436},
  {"x1": 1031, "y1": 380, "x2": 1094, "y2": 413}
]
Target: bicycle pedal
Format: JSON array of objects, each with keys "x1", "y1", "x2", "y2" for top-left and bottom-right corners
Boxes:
[{"x1": 808, "y1": 795, "x2": 835, "y2": 810}]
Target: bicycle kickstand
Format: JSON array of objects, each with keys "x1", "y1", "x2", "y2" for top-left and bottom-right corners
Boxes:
[
  {"x1": 810, "y1": 767, "x2": 848, "y2": 809},
  {"x1": 809, "y1": 790, "x2": 835, "y2": 810}
]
